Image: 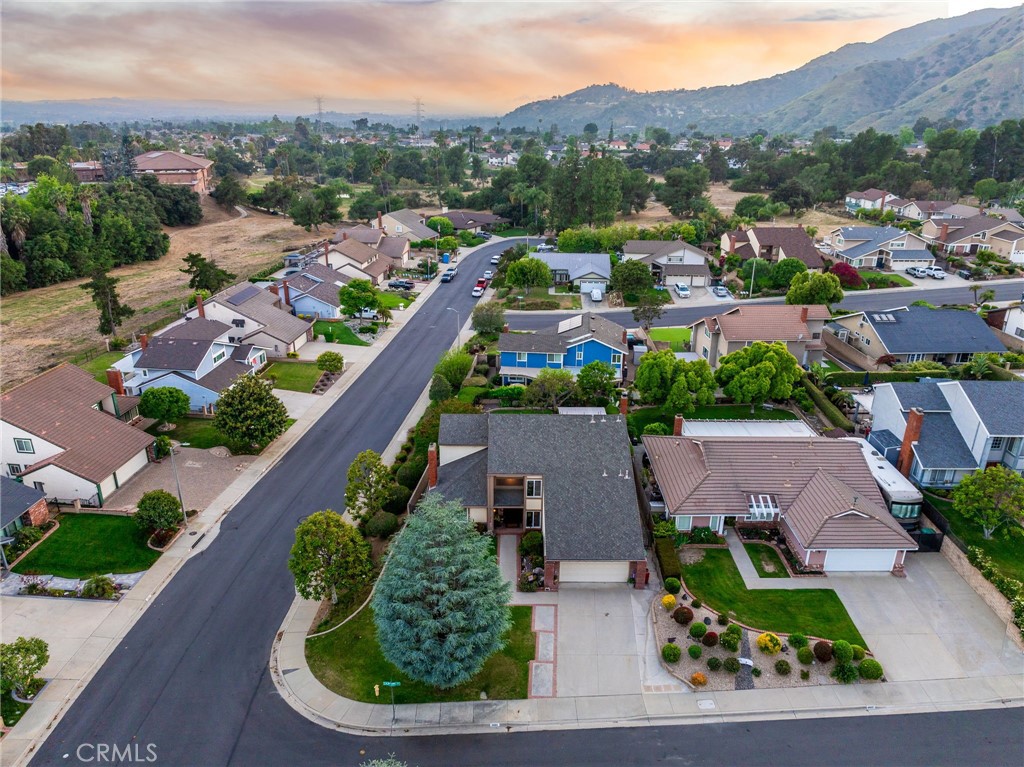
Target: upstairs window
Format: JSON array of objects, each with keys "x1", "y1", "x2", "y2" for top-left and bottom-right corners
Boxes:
[
  {"x1": 516, "y1": 352, "x2": 527, "y2": 364},
  {"x1": 14, "y1": 438, "x2": 33, "y2": 454},
  {"x1": 526, "y1": 479, "x2": 543, "y2": 498}
]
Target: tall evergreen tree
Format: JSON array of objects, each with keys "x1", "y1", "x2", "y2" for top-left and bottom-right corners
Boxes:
[{"x1": 80, "y1": 266, "x2": 134, "y2": 335}]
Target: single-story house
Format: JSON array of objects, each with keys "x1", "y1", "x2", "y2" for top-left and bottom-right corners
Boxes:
[
  {"x1": 532, "y1": 252, "x2": 611, "y2": 293},
  {"x1": 642, "y1": 434, "x2": 918, "y2": 573},
  {"x1": 1, "y1": 476, "x2": 49, "y2": 541},
  {"x1": 827, "y1": 226, "x2": 934, "y2": 271},
  {"x1": 621, "y1": 240, "x2": 711, "y2": 286},
  {"x1": 432, "y1": 413, "x2": 647, "y2": 588},
  {"x1": 721, "y1": 227, "x2": 823, "y2": 270},
  {"x1": 421, "y1": 209, "x2": 507, "y2": 234},
  {"x1": 689, "y1": 304, "x2": 830, "y2": 368},
  {"x1": 498, "y1": 313, "x2": 628, "y2": 384}
]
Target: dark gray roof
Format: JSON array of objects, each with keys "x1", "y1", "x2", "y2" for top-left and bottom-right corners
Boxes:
[
  {"x1": 954, "y1": 381, "x2": 1024, "y2": 435},
  {"x1": 226, "y1": 285, "x2": 260, "y2": 306},
  {"x1": 498, "y1": 313, "x2": 627, "y2": 355},
  {"x1": 438, "y1": 414, "x2": 489, "y2": 446},
  {"x1": 159, "y1": 318, "x2": 230, "y2": 341},
  {"x1": 138, "y1": 337, "x2": 219, "y2": 372},
  {"x1": 433, "y1": 450, "x2": 488, "y2": 507},
  {"x1": 913, "y1": 414, "x2": 976, "y2": 470},
  {"x1": 1, "y1": 476, "x2": 46, "y2": 529},
  {"x1": 868, "y1": 429, "x2": 902, "y2": 451},
  {"x1": 498, "y1": 332, "x2": 566, "y2": 354},
  {"x1": 889, "y1": 382, "x2": 950, "y2": 412},
  {"x1": 231, "y1": 344, "x2": 255, "y2": 362},
  {"x1": 195, "y1": 361, "x2": 253, "y2": 393},
  {"x1": 868, "y1": 307, "x2": 1005, "y2": 355}
]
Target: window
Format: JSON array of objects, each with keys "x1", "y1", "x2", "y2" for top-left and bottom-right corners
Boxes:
[
  {"x1": 905, "y1": 353, "x2": 925, "y2": 363},
  {"x1": 704, "y1": 327, "x2": 711, "y2": 339},
  {"x1": 576, "y1": 348, "x2": 583, "y2": 363},
  {"x1": 32, "y1": 481, "x2": 45, "y2": 493},
  {"x1": 516, "y1": 352, "x2": 527, "y2": 364},
  {"x1": 8, "y1": 464, "x2": 21, "y2": 476},
  {"x1": 702, "y1": 348, "x2": 709, "y2": 359},
  {"x1": 526, "y1": 510, "x2": 542, "y2": 529},
  {"x1": 396, "y1": 225, "x2": 404, "y2": 233},
  {"x1": 142, "y1": 369, "x2": 149, "y2": 377},
  {"x1": 862, "y1": 337, "x2": 871, "y2": 346},
  {"x1": 546, "y1": 353, "x2": 561, "y2": 365},
  {"x1": 991, "y1": 437, "x2": 1005, "y2": 450},
  {"x1": 232, "y1": 319, "x2": 245, "y2": 328},
  {"x1": 526, "y1": 479, "x2": 542, "y2": 498},
  {"x1": 955, "y1": 352, "x2": 973, "y2": 363},
  {"x1": 14, "y1": 438, "x2": 33, "y2": 454},
  {"x1": 611, "y1": 353, "x2": 623, "y2": 366},
  {"x1": 212, "y1": 351, "x2": 226, "y2": 364}
]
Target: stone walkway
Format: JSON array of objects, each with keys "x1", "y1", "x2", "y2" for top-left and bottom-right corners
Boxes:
[
  {"x1": 529, "y1": 605, "x2": 557, "y2": 697},
  {"x1": 725, "y1": 532, "x2": 830, "y2": 590}
]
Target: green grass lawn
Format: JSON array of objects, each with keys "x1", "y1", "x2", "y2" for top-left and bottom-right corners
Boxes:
[
  {"x1": 681, "y1": 548, "x2": 864, "y2": 645},
  {"x1": 819, "y1": 359, "x2": 842, "y2": 374},
  {"x1": 146, "y1": 417, "x2": 229, "y2": 449},
  {"x1": 622, "y1": 288, "x2": 673, "y2": 307},
  {"x1": 78, "y1": 351, "x2": 126, "y2": 383},
  {"x1": 306, "y1": 605, "x2": 535, "y2": 704},
  {"x1": 13, "y1": 514, "x2": 161, "y2": 578},
  {"x1": 378, "y1": 291, "x2": 416, "y2": 310},
  {"x1": 925, "y1": 493, "x2": 1024, "y2": 582},
  {"x1": 743, "y1": 543, "x2": 790, "y2": 579},
  {"x1": 261, "y1": 362, "x2": 322, "y2": 393},
  {"x1": 457, "y1": 386, "x2": 489, "y2": 404},
  {"x1": 647, "y1": 327, "x2": 692, "y2": 352},
  {"x1": 853, "y1": 271, "x2": 914, "y2": 289},
  {"x1": 313, "y1": 321, "x2": 370, "y2": 346},
  {"x1": 2, "y1": 691, "x2": 31, "y2": 728},
  {"x1": 499, "y1": 227, "x2": 529, "y2": 237},
  {"x1": 628, "y1": 404, "x2": 797, "y2": 435}
]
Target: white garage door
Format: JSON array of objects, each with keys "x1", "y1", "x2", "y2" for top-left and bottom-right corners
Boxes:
[
  {"x1": 690, "y1": 273, "x2": 708, "y2": 287},
  {"x1": 824, "y1": 549, "x2": 897, "y2": 572},
  {"x1": 559, "y1": 560, "x2": 631, "y2": 583},
  {"x1": 578, "y1": 280, "x2": 608, "y2": 294}
]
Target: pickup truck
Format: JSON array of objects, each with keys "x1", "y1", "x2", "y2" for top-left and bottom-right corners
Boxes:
[
  {"x1": 440, "y1": 267, "x2": 458, "y2": 283},
  {"x1": 388, "y1": 278, "x2": 415, "y2": 290}
]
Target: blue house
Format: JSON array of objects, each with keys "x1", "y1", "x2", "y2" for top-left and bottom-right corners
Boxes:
[
  {"x1": 497, "y1": 313, "x2": 628, "y2": 384},
  {"x1": 276, "y1": 264, "x2": 350, "y2": 320}
]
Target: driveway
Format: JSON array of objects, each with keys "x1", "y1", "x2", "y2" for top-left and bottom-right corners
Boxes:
[{"x1": 828, "y1": 552, "x2": 1023, "y2": 682}]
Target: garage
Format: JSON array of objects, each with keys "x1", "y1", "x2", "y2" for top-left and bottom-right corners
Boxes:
[
  {"x1": 558, "y1": 560, "x2": 631, "y2": 583},
  {"x1": 577, "y1": 279, "x2": 609, "y2": 295},
  {"x1": 824, "y1": 548, "x2": 898, "y2": 572}
]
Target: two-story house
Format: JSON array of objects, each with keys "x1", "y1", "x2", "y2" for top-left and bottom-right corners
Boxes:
[
  {"x1": 431, "y1": 413, "x2": 647, "y2": 588},
  {"x1": 532, "y1": 252, "x2": 611, "y2": 294},
  {"x1": 921, "y1": 215, "x2": 1024, "y2": 261},
  {"x1": 621, "y1": 240, "x2": 711, "y2": 287},
  {"x1": 844, "y1": 188, "x2": 896, "y2": 214},
  {"x1": 371, "y1": 209, "x2": 438, "y2": 242},
  {"x1": 322, "y1": 239, "x2": 390, "y2": 285},
  {"x1": 688, "y1": 305, "x2": 830, "y2": 368},
  {"x1": 721, "y1": 227, "x2": 823, "y2": 270},
  {"x1": 828, "y1": 226, "x2": 935, "y2": 271},
  {"x1": 868, "y1": 381, "x2": 1024, "y2": 488},
  {"x1": 1, "y1": 364, "x2": 154, "y2": 506},
  {"x1": 134, "y1": 150, "x2": 215, "y2": 194},
  {"x1": 827, "y1": 306, "x2": 1005, "y2": 366},
  {"x1": 497, "y1": 313, "x2": 628, "y2": 385},
  {"x1": 984, "y1": 304, "x2": 1024, "y2": 346},
  {"x1": 274, "y1": 264, "x2": 350, "y2": 320},
  {"x1": 180, "y1": 284, "x2": 312, "y2": 355}
]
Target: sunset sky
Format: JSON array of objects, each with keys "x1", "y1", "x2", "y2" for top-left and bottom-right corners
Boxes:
[{"x1": 2, "y1": 1, "x2": 1019, "y2": 116}]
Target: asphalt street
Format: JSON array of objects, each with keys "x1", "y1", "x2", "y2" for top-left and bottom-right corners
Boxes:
[{"x1": 28, "y1": 244, "x2": 1024, "y2": 767}]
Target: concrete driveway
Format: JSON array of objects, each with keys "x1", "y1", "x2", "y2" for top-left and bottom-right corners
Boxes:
[{"x1": 828, "y1": 553, "x2": 1023, "y2": 683}]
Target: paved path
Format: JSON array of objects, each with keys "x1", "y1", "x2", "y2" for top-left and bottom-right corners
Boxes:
[{"x1": 725, "y1": 533, "x2": 831, "y2": 590}]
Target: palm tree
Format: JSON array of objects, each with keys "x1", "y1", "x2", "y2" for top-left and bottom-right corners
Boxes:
[
  {"x1": 967, "y1": 355, "x2": 991, "y2": 380},
  {"x1": 2, "y1": 197, "x2": 30, "y2": 256},
  {"x1": 376, "y1": 304, "x2": 393, "y2": 327},
  {"x1": 509, "y1": 182, "x2": 529, "y2": 226},
  {"x1": 371, "y1": 148, "x2": 392, "y2": 207},
  {"x1": 78, "y1": 185, "x2": 98, "y2": 229},
  {"x1": 968, "y1": 283, "x2": 982, "y2": 305},
  {"x1": 523, "y1": 186, "x2": 549, "y2": 234},
  {"x1": 978, "y1": 289, "x2": 996, "y2": 305}
]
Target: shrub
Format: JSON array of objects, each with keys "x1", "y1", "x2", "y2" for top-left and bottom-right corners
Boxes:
[
  {"x1": 813, "y1": 640, "x2": 833, "y2": 663},
  {"x1": 858, "y1": 658, "x2": 884, "y2": 680},
  {"x1": 519, "y1": 531, "x2": 544, "y2": 558},
  {"x1": 852, "y1": 644, "x2": 866, "y2": 661},
  {"x1": 661, "y1": 594, "x2": 677, "y2": 611},
  {"x1": 830, "y1": 262, "x2": 864, "y2": 289},
  {"x1": 518, "y1": 573, "x2": 538, "y2": 592},
  {"x1": 756, "y1": 632, "x2": 783, "y2": 655},
  {"x1": 801, "y1": 378, "x2": 854, "y2": 432},
  {"x1": 286, "y1": 351, "x2": 300, "y2": 358},
  {"x1": 689, "y1": 527, "x2": 720, "y2": 545},
  {"x1": 134, "y1": 489, "x2": 182, "y2": 532},
  {"x1": 832, "y1": 639, "x2": 854, "y2": 664},
  {"x1": 382, "y1": 484, "x2": 412, "y2": 515},
  {"x1": 643, "y1": 422, "x2": 671, "y2": 436},
  {"x1": 788, "y1": 632, "x2": 808, "y2": 649},
  {"x1": 751, "y1": 667, "x2": 762, "y2": 678},
  {"x1": 688, "y1": 644, "x2": 702, "y2": 660},
  {"x1": 832, "y1": 662, "x2": 859, "y2": 684},
  {"x1": 655, "y1": 537, "x2": 681, "y2": 579},
  {"x1": 465, "y1": 375, "x2": 488, "y2": 387},
  {"x1": 664, "y1": 577, "x2": 681, "y2": 595},
  {"x1": 672, "y1": 606, "x2": 694, "y2": 625},
  {"x1": 707, "y1": 657, "x2": 723, "y2": 672},
  {"x1": 702, "y1": 631, "x2": 719, "y2": 647},
  {"x1": 81, "y1": 575, "x2": 116, "y2": 599},
  {"x1": 316, "y1": 351, "x2": 345, "y2": 373},
  {"x1": 688, "y1": 623, "x2": 707, "y2": 639},
  {"x1": 690, "y1": 672, "x2": 708, "y2": 687},
  {"x1": 154, "y1": 434, "x2": 172, "y2": 459},
  {"x1": 800, "y1": 669, "x2": 810, "y2": 680},
  {"x1": 723, "y1": 657, "x2": 741, "y2": 673},
  {"x1": 774, "y1": 659, "x2": 792, "y2": 676},
  {"x1": 365, "y1": 511, "x2": 400, "y2": 539},
  {"x1": 691, "y1": 598, "x2": 703, "y2": 609},
  {"x1": 797, "y1": 646, "x2": 814, "y2": 665},
  {"x1": 720, "y1": 632, "x2": 740, "y2": 652},
  {"x1": 717, "y1": 613, "x2": 730, "y2": 626},
  {"x1": 474, "y1": 364, "x2": 489, "y2": 376},
  {"x1": 653, "y1": 520, "x2": 676, "y2": 539},
  {"x1": 395, "y1": 454, "x2": 427, "y2": 489},
  {"x1": 725, "y1": 623, "x2": 742, "y2": 637},
  {"x1": 661, "y1": 643, "x2": 682, "y2": 663}
]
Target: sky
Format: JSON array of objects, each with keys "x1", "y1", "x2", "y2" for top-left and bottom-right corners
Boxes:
[{"x1": 2, "y1": 0, "x2": 1020, "y2": 116}]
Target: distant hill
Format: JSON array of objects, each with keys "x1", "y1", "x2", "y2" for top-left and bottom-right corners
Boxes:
[{"x1": 500, "y1": 6, "x2": 1020, "y2": 135}]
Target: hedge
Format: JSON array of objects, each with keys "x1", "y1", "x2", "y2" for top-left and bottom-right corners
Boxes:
[
  {"x1": 655, "y1": 537, "x2": 681, "y2": 580},
  {"x1": 986, "y1": 362, "x2": 1019, "y2": 382},
  {"x1": 801, "y1": 378, "x2": 854, "y2": 432},
  {"x1": 248, "y1": 261, "x2": 286, "y2": 282},
  {"x1": 824, "y1": 370, "x2": 951, "y2": 386}
]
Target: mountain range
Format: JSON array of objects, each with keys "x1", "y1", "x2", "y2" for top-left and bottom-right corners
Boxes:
[{"x1": 501, "y1": 5, "x2": 1022, "y2": 135}]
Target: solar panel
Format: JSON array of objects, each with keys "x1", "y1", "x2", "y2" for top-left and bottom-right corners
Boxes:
[
  {"x1": 557, "y1": 315, "x2": 583, "y2": 334},
  {"x1": 227, "y1": 285, "x2": 260, "y2": 306}
]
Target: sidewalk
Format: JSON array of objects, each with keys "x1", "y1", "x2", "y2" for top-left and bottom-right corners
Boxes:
[{"x1": 725, "y1": 532, "x2": 830, "y2": 590}]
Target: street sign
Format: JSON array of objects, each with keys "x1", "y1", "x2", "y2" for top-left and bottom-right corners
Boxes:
[{"x1": 382, "y1": 681, "x2": 401, "y2": 687}]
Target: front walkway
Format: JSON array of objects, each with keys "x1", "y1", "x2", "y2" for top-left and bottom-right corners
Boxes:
[{"x1": 725, "y1": 532, "x2": 830, "y2": 590}]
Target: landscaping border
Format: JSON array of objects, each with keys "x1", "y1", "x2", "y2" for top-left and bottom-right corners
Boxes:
[{"x1": 4, "y1": 520, "x2": 61, "y2": 570}]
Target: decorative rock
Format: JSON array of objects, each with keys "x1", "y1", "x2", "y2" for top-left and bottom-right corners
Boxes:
[{"x1": 704, "y1": 617, "x2": 712, "y2": 626}]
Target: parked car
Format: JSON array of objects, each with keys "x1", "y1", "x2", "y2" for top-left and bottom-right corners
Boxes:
[
  {"x1": 388, "y1": 279, "x2": 415, "y2": 290},
  {"x1": 478, "y1": 231, "x2": 492, "y2": 240},
  {"x1": 482, "y1": 270, "x2": 494, "y2": 280},
  {"x1": 536, "y1": 243, "x2": 556, "y2": 252},
  {"x1": 674, "y1": 283, "x2": 691, "y2": 298},
  {"x1": 712, "y1": 285, "x2": 730, "y2": 297},
  {"x1": 924, "y1": 266, "x2": 946, "y2": 279},
  {"x1": 906, "y1": 266, "x2": 929, "y2": 278},
  {"x1": 475, "y1": 278, "x2": 488, "y2": 289},
  {"x1": 956, "y1": 268, "x2": 976, "y2": 280},
  {"x1": 590, "y1": 288, "x2": 603, "y2": 302},
  {"x1": 490, "y1": 254, "x2": 501, "y2": 265},
  {"x1": 441, "y1": 267, "x2": 458, "y2": 283},
  {"x1": 471, "y1": 285, "x2": 485, "y2": 297},
  {"x1": 355, "y1": 307, "x2": 379, "y2": 320}
]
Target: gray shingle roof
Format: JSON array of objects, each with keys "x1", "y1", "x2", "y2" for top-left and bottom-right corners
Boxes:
[
  {"x1": 834, "y1": 226, "x2": 909, "y2": 259},
  {"x1": 137, "y1": 336, "x2": 219, "y2": 372},
  {"x1": 913, "y1": 413, "x2": 976, "y2": 469},
  {"x1": 195, "y1": 361, "x2": 253, "y2": 394},
  {"x1": 433, "y1": 450, "x2": 488, "y2": 507},
  {"x1": 888, "y1": 382, "x2": 950, "y2": 412},
  {"x1": 499, "y1": 313, "x2": 627, "y2": 356},
  {"x1": 157, "y1": 318, "x2": 230, "y2": 341},
  {"x1": 867, "y1": 307, "x2": 1005, "y2": 355},
  {"x1": 953, "y1": 381, "x2": 1024, "y2": 435},
  {"x1": 214, "y1": 283, "x2": 312, "y2": 344},
  {"x1": 1, "y1": 476, "x2": 46, "y2": 529},
  {"x1": 534, "y1": 252, "x2": 611, "y2": 281},
  {"x1": 438, "y1": 414, "x2": 489, "y2": 446}
]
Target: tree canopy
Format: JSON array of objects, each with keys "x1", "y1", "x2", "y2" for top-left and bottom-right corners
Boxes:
[
  {"x1": 952, "y1": 465, "x2": 1024, "y2": 539},
  {"x1": 505, "y1": 256, "x2": 552, "y2": 290},
  {"x1": 139, "y1": 387, "x2": 190, "y2": 426},
  {"x1": 288, "y1": 510, "x2": 373, "y2": 605},
  {"x1": 714, "y1": 341, "x2": 803, "y2": 409},
  {"x1": 213, "y1": 375, "x2": 289, "y2": 447},
  {"x1": 180, "y1": 251, "x2": 236, "y2": 293},
  {"x1": 634, "y1": 349, "x2": 716, "y2": 414},
  {"x1": 785, "y1": 271, "x2": 844, "y2": 307},
  {"x1": 344, "y1": 450, "x2": 392, "y2": 525}
]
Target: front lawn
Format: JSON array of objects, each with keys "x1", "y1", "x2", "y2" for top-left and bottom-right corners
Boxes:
[
  {"x1": 681, "y1": 548, "x2": 865, "y2": 645},
  {"x1": 262, "y1": 362, "x2": 322, "y2": 393},
  {"x1": 457, "y1": 386, "x2": 489, "y2": 404},
  {"x1": 647, "y1": 327, "x2": 692, "y2": 352},
  {"x1": 498, "y1": 227, "x2": 529, "y2": 237},
  {"x1": 847, "y1": 271, "x2": 914, "y2": 290},
  {"x1": 146, "y1": 416, "x2": 230, "y2": 450},
  {"x1": 78, "y1": 351, "x2": 126, "y2": 383},
  {"x1": 305, "y1": 605, "x2": 535, "y2": 704},
  {"x1": 12, "y1": 514, "x2": 161, "y2": 578},
  {"x1": 628, "y1": 404, "x2": 797, "y2": 436},
  {"x1": 743, "y1": 543, "x2": 790, "y2": 579},
  {"x1": 2, "y1": 691, "x2": 31, "y2": 728},
  {"x1": 505, "y1": 286, "x2": 581, "y2": 310},
  {"x1": 622, "y1": 288, "x2": 673, "y2": 307},
  {"x1": 925, "y1": 493, "x2": 1024, "y2": 582},
  {"x1": 378, "y1": 291, "x2": 416, "y2": 310},
  {"x1": 313, "y1": 321, "x2": 370, "y2": 346}
]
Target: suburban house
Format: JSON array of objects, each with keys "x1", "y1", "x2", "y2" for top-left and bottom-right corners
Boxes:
[
  {"x1": 868, "y1": 381, "x2": 1024, "y2": 488},
  {"x1": 827, "y1": 306, "x2": 1005, "y2": 365},
  {"x1": 1, "y1": 364, "x2": 155, "y2": 507},
  {"x1": 70, "y1": 160, "x2": 105, "y2": 183},
  {"x1": 181, "y1": 284, "x2": 312, "y2": 355},
  {"x1": 844, "y1": 188, "x2": 896, "y2": 214},
  {"x1": 892, "y1": 200, "x2": 982, "y2": 221},
  {"x1": 374, "y1": 236, "x2": 413, "y2": 270},
  {"x1": 720, "y1": 227, "x2": 823, "y2": 270},
  {"x1": 432, "y1": 413, "x2": 647, "y2": 588},
  {"x1": 497, "y1": 313, "x2": 628, "y2": 384},
  {"x1": 276, "y1": 263, "x2": 350, "y2": 319},
  {"x1": 984, "y1": 304, "x2": 1024, "y2": 347},
  {"x1": 532, "y1": 252, "x2": 611, "y2": 293},
  {"x1": 921, "y1": 215, "x2": 1024, "y2": 261},
  {"x1": 371, "y1": 209, "x2": 438, "y2": 242},
  {"x1": 688, "y1": 305, "x2": 830, "y2": 368},
  {"x1": 112, "y1": 317, "x2": 268, "y2": 411},
  {"x1": 422, "y1": 209, "x2": 507, "y2": 234},
  {"x1": 134, "y1": 150, "x2": 215, "y2": 194},
  {"x1": 621, "y1": 240, "x2": 711, "y2": 286},
  {"x1": 828, "y1": 226, "x2": 935, "y2": 271},
  {"x1": 323, "y1": 239, "x2": 390, "y2": 285},
  {"x1": 0, "y1": 477, "x2": 49, "y2": 542},
  {"x1": 643, "y1": 432, "x2": 918, "y2": 573},
  {"x1": 331, "y1": 224, "x2": 383, "y2": 248}
]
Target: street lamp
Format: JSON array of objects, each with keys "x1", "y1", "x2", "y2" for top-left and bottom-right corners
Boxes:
[
  {"x1": 446, "y1": 307, "x2": 461, "y2": 345},
  {"x1": 168, "y1": 441, "x2": 191, "y2": 529}
]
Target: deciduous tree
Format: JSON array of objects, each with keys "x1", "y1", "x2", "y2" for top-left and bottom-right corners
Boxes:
[
  {"x1": 715, "y1": 341, "x2": 802, "y2": 411},
  {"x1": 134, "y1": 489, "x2": 183, "y2": 532},
  {"x1": 785, "y1": 271, "x2": 843, "y2": 307},
  {"x1": 525, "y1": 368, "x2": 577, "y2": 410},
  {"x1": 576, "y1": 361, "x2": 617, "y2": 406},
  {"x1": 433, "y1": 350, "x2": 474, "y2": 390},
  {"x1": 426, "y1": 215, "x2": 454, "y2": 237},
  {"x1": 337, "y1": 279, "x2": 380, "y2": 316},
  {"x1": 471, "y1": 301, "x2": 506, "y2": 336},
  {"x1": 611, "y1": 259, "x2": 653, "y2": 297},
  {"x1": 315, "y1": 351, "x2": 344, "y2": 373},
  {"x1": 139, "y1": 387, "x2": 190, "y2": 428},
  {"x1": 213, "y1": 375, "x2": 289, "y2": 447},
  {"x1": 952, "y1": 465, "x2": 1024, "y2": 540},
  {"x1": 665, "y1": 359, "x2": 717, "y2": 415},
  {"x1": 506, "y1": 257, "x2": 552, "y2": 290},
  {"x1": 288, "y1": 510, "x2": 373, "y2": 605},
  {"x1": 632, "y1": 293, "x2": 664, "y2": 330},
  {"x1": 345, "y1": 450, "x2": 392, "y2": 524},
  {"x1": 0, "y1": 637, "x2": 49, "y2": 697}
]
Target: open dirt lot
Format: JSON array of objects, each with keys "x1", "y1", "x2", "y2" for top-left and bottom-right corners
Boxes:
[{"x1": 1, "y1": 197, "x2": 316, "y2": 389}]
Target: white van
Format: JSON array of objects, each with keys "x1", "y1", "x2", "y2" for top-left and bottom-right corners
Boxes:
[{"x1": 590, "y1": 288, "x2": 603, "y2": 303}]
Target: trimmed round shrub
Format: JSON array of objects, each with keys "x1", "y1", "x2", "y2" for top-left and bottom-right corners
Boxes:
[
  {"x1": 395, "y1": 454, "x2": 427, "y2": 489},
  {"x1": 788, "y1": 632, "x2": 809, "y2": 649},
  {"x1": 688, "y1": 644, "x2": 703, "y2": 660},
  {"x1": 519, "y1": 531, "x2": 544, "y2": 558},
  {"x1": 382, "y1": 484, "x2": 412, "y2": 515},
  {"x1": 723, "y1": 657, "x2": 741, "y2": 674},
  {"x1": 690, "y1": 672, "x2": 707, "y2": 687},
  {"x1": 702, "y1": 631, "x2": 719, "y2": 647},
  {"x1": 716, "y1": 613, "x2": 730, "y2": 626},
  {"x1": 661, "y1": 643, "x2": 682, "y2": 663},
  {"x1": 664, "y1": 577, "x2": 681, "y2": 595},
  {"x1": 365, "y1": 511, "x2": 399, "y2": 539},
  {"x1": 720, "y1": 632, "x2": 740, "y2": 652},
  {"x1": 832, "y1": 662, "x2": 859, "y2": 684},
  {"x1": 707, "y1": 657, "x2": 723, "y2": 672},
  {"x1": 725, "y1": 623, "x2": 742, "y2": 637},
  {"x1": 672, "y1": 606, "x2": 694, "y2": 625},
  {"x1": 800, "y1": 669, "x2": 810, "y2": 681},
  {"x1": 774, "y1": 659, "x2": 792, "y2": 676},
  {"x1": 852, "y1": 644, "x2": 866, "y2": 661},
  {"x1": 691, "y1": 599, "x2": 703, "y2": 609},
  {"x1": 797, "y1": 646, "x2": 814, "y2": 665},
  {"x1": 688, "y1": 622, "x2": 707, "y2": 639},
  {"x1": 813, "y1": 640, "x2": 833, "y2": 663},
  {"x1": 751, "y1": 667, "x2": 762, "y2": 678},
  {"x1": 858, "y1": 659, "x2": 884, "y2": 680},
  {"x1": 661, "y1": 594, "x2": 677, "y2": 611},
  {"x1": 832, "y1": 639, "x2": 854, "y2": 664},
  {"x1": 756, "y1": 632, "x2": 783, "y2": 655}
]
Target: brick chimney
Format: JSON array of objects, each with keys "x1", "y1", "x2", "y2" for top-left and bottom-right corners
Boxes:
[
  {"x1": 621, "y1": 329, "x2": 628, "y2": 345},
  {"x1": 939, "y1": 222, "x2": 949, "y2": 242},
  {"x1": 269, "y1": 284, "x2": 279, "y2": 297},
  {"x1": 140, "y1": 333, "x2": 149, "y2": 350},
  {"x1": 896, "y1": 408, "x2": 924, "y2": 478},
  {"x1": 106, "y1": 369, "x2": 125, "y2": 396},
  {"x1": 281, "y1": 279, "x2": 291, "y2": 306},
  {"x1": 342, "y1": 231, "x2": 348, "y2": 241},
  {"x1": 502, "y1": 323, "x2": 510, "y2": 333},
  {"x1": 800, "y1": 306, "x2": 808, "y2": 323},
  {"x1": 728, "y1": 234, "x2": 737, "y2": 253},
  {"x1": 673, "y1": 414, "x2": 685, "y2": 436},
  {"x1": 427, "y1": 443, "x2": 438, "y2": 488},
  {"x1": 196, "y1": 293, "x2": 205, "y2": 318},
  {"x1": 377, "y1": 211, "x2": 383, "y2": 230},
  {"x1": 619, "y1": 394, "x2": 629, "y2": 415},
  {"x1": 323, "y1": 239, "x2": 330, "y2": 258}
]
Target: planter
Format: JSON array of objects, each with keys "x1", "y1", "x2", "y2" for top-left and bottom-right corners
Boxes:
[
  {"x1": 11, "y1": 680, "x2": 49, "y2": 704},
  {"x1": 147, "y1": 526, "x2": 184, "y2": 552},
  {"x1": 5, "y1": 520, "x2": 61, "y2": 570}
]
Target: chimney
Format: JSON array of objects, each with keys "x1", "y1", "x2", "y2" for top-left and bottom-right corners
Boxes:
[
  {"x1": 800, "y1": 306, "x2": 808, "y2": 323},
  {"x1": 728, "y1": 234, "x2": 737, "y2": 253},
  {"x1": 896, "y1": 408, "x2": 924, "y2": 478},
  {"x1": 673, "y1": 414, "x2": 684, "y2": 436},
  {"x1": 196, "y1": 293, "x2": 205, "y2": 318},
  {"x1": 323, "y1": 239, "x2": 330, "y2": 258},
  {"x1": 377, "y1": 211, "x2": 383, "y2": 230},
  {"x1": 106, "y1": 369, "x2": 125, "y2": 396},
  {"x1": 282, "y1": 279, "x2": 291, "y2": 306},
  {"x1": 342, "y1": 231, "x2": 348, "y2": 241},
  {"x1": 140, "y1": 333, "x2": 149, "y2": 350},
  {"x1": 502, "y1": 323, "x2": 510, "y2": 333},
  {"x1": 619, "y1": 394, "x2": 629, "y2": 415},
  {"x1": 269, "y1": 284, "x2": 279, "y2": 297},
  {"x1": 621, "y1": 329, "x2": 628, "y2": 345},
  {"x1": 939, "y1": 222, "x2": 949, "y2": 242},
  {"x1": 427, "y1": 443, "x2": 438, "y2": 488}
]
